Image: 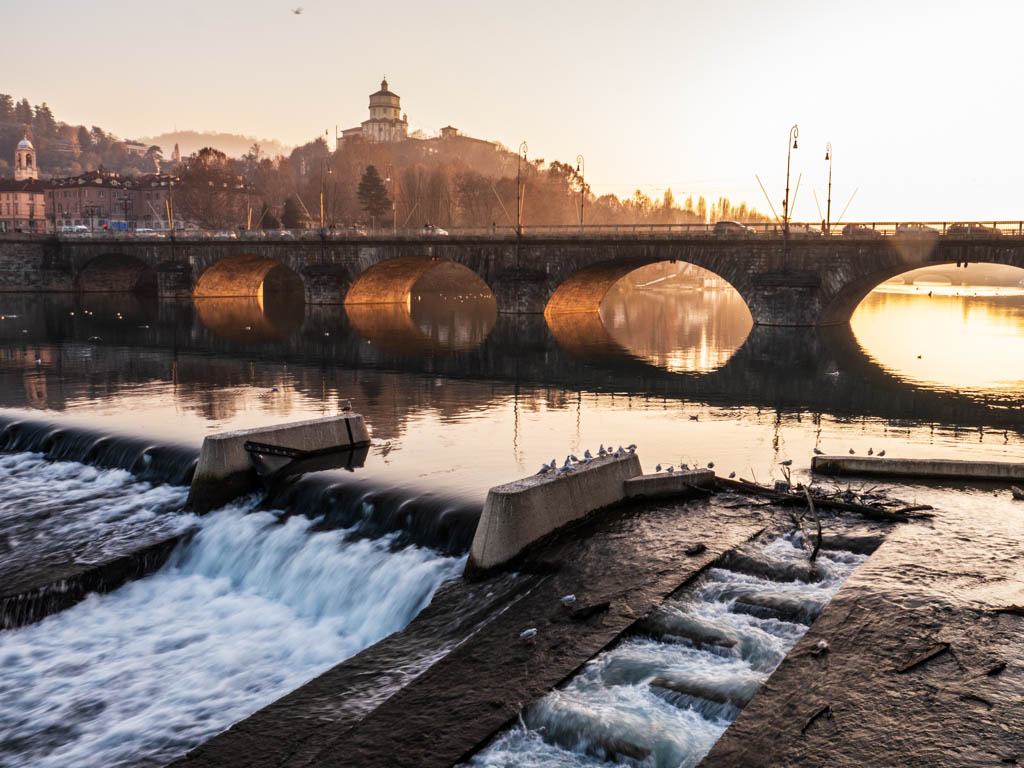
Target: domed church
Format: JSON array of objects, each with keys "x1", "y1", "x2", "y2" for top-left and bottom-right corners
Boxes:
[{"x1": 338, "y1": 78, "x2": 409, "y2": 145}]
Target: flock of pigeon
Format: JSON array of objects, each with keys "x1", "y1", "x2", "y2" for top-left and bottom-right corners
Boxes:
[{"x1": 537, "y1": 444, "x2": 637, "y2": 475}]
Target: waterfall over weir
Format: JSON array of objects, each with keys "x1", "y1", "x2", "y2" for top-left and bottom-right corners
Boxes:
[{"x1": 0, "y1": 416, "x2": 476, "y2": 768}]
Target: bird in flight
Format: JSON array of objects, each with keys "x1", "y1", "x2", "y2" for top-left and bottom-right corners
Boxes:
[{"x1": 292, "y1": 7, "x2": 304, "y2": 14}]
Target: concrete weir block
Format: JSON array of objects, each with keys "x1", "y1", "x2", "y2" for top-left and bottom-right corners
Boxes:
[
  {"x1": 624, "y1": 469, "x2": 715, "y2": 499},
  {"x1": 187, "y1": 414, "x2": 370, "y2": 512},
  {"x1": 468, "y1": 454, "x2": 641, "y2": 573},
  {"x1": 812, "y1": 455, "x2": 1024, "y2": 482}
]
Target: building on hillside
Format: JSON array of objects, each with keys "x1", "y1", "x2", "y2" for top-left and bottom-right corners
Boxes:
[
  {"x1": 124, "y1": 140, "x2": 148, "y2": 157},
  {"x1": 338, "y1": 78, "x2": 409, "y2": 145},
  {"x1": 0, "y1": 137, "x2": 47, "y2": 233}
]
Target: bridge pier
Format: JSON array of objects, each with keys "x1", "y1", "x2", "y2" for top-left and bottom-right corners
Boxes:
[
  {"x1": 301, "y1": 264, "x2": 352, "y2": 304},
  {"x1": 489, "y1": 267, "x2": 555, "y2": 314},
  {"x1": 156, "y1": 261, "x2": 193, "y2": 298}
]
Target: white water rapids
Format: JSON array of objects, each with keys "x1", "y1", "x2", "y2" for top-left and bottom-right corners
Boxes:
[
  {"x1": 472, "y1": 535, "x2": 866, "y2": 768},
  {"x1": 0, "y1": 455, "x2": 465, "y2": 768}
]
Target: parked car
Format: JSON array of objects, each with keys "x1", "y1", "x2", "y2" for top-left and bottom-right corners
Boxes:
[
  {"x1": 134, "y1": 228, "x2": 165, "y2": 238},
  {"x1": 713, "y1": 220, "x2": 756, "y2": 237},
  {"x1": 213, "y1": 231, "x2": 238, "y2": 240},
  {"x1": 421, "y1": 224, "x2": 449, "y2": 236},
  {"x1": 946, "y1": 223, "x2": 1002, "y2": 237},
  {"x1": 895, "y1": 223, "x2": 939, "y2": 237},
  {"x1": 60, "y1": 225, "x2": 89, "y2": 234},
  {"x1": 842, "y1": 223, "x2": 883, "y2": 238},
  {"x1": 788, "y1": 223, "x2": 823, "y2": 238}
]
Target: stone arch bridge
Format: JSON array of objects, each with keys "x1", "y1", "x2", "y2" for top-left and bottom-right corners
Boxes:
[{"x1": 2, "y1": 233, "x2": 1023, "y2": 325}]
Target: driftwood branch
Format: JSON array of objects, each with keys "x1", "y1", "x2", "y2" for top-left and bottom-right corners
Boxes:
[
  {"x1": 715, "y1": 477, "x2": 931, "y2": 522},
  {"x1": 895, "y1": 642, "x2": 950, "y2": 673},
  {"x1": 804, "y1": 488, "x2": 822, "y2": 564}
]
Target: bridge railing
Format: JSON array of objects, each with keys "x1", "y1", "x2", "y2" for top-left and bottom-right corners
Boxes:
[{"x1": 6, "y1": 221, "x2": 1024, "y2": 241}]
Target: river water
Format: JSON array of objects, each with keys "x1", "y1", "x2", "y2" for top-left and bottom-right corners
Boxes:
[{"x1": 0, "y1": 262, "x2": 1022, "y2": 766}]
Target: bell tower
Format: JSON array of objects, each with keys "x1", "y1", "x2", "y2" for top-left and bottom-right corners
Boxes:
[{"x1": 14, "y1": 135, "x2": 38, "y2": 181}]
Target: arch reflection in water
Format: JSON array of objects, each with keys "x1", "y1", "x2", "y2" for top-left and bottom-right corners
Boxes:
[
  {"x1": 194, "y1": 295, "x2": 305, "y2": 344},
  {"x1": 346, "y1": 294, "x2": 497, "y2": 356},
  {"x1": 549, "y1": 263, "x2": 753, "y2": 373},
  {"x1": 852, "y1": 287, "x2": 1024, "y2": 396},
  {"x1": 346, "y1": 258, "x2": 497, "y2": 356}
]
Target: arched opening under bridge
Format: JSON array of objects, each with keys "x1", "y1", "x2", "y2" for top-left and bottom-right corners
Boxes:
[
  {"x1": 547, "y1": 261, "x2": 752, "y2": 374},
  {"x1": 76, "y1": 254, "x2": 157, "y2": 294},
  {"x1": 850, "y1": 262, "x2": 1024, "y2": 395},
  {"x1": 193, "y1": 254, "x2": 304, "y2": 301}
]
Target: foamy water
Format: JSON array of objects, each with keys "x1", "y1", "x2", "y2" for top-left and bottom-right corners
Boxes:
[
  {"x1": 472, "y1": 535, "x2": 865, "y2": 767},
  {"x1": 0, "y1": 494, "x2": 464, "y2": 767}
]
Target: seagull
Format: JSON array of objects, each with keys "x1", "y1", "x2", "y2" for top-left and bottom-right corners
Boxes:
[
  {"x1": 244, "y1": 325, "x2": 252, "y2": 331},
  {"x1": 560, "y1": 594, "x2": 576, "y2": 605},
  {"x1": 584, "y1": 449, "x2": 593, "y2": 460},
  {"x1": 270, "y1": 387, "x2": 279, "y2": 392},
  {"x1": 626, "y1": 444, "x2": 637, "y2": 453},
  {"x1": 728, "y1": 471, "x2": 736, "y2": 478},
  {"x1": 680, "y1": 463, "x2": 690, "y2": 470},
  {"x1": 780, "y1": 459, "x2": 793, "y2": 466},
  {"x1": 689, "y1": 415, "x2": 699, "y2": 421},
  {"x1": 849, "y1": 448, "x2": 855, "y2": 455},
  {"x1": 878, "y1": 450, "x2": 886, "y2": 457},
  {"x1": 292, "y1": 6, "x2": 303, "y2": 14},
  {"x1": 707, "y1": 461, "x2": 714, "y2": 469},
  {"x1": 562, "y1": 457, "x2": 574, "y2": 472},
  {"x1": 537, "y1": 463, "x2": 552, "y2": 475},
  {"x1": 520, "y1": 628, "x2": 537, "y2": 639},
  {"x1": 598, "y1": 445, "x2": 607, "y2": 456},
  {"x1": 656, "y1": 464, "x2": 662, "y2": 472},
  {"x1": 867, "y1": 448, "x2": 874, "y2": 456},
  {"x1": 666, "y1": 466, "x2": 675, "y2": 473},
  {"x1": 813, "y1": 448, "x2": 824, "y2": 455},
  {"x1": 342, "y1": 399, "x2": 353, "y2": 412},
  {"x1": 324, "y1": 332, "x2": 330, "y2": 337}
]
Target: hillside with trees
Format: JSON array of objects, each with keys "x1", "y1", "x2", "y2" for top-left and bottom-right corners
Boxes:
[{"x1": 0, "y1": 92, "x2": 770, "y2": 229}]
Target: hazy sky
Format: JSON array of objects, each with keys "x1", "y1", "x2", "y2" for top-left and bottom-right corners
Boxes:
[{"x1": 8, "y1": 0, "x2": 1024, "y2": 221}]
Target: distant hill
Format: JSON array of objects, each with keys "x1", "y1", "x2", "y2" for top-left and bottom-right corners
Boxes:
[{"x1": 137, "y1": 130, "x2": 291, "y2": 160}]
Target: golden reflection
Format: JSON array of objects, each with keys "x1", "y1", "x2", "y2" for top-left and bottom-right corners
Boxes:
[
  {"x1": 594, "y1": 264, "x2": 753, "y2": 373},
  {"x1": 346, "y1": 294, "x2": 497, "y2": 356},
  {"x1": 194, "y1": 296, "x2": 304, "y2": 343},
  {"x1": 852, "y1": 289, "x2": 1024, "y2": 393}
]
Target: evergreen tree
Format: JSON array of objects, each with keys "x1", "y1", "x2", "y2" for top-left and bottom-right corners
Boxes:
[
  {"x1": 14, "y1": 99, "x2": 33, "y2": 126},
  {"x1": 33, "y1": 103, "x2": 57, "y2": 138},
  {"x1": 357, "y1": 165, "x2": 391, "y2": 225},
  {"x1": 0, "y1": 95, "x2": 13, "y2": 122},
  {"x1": 77, "y1": 125, "x2": 92, "y2": 151},
  {"x1": 281, "y1": 195, "x2": 306, "y2": 228}
]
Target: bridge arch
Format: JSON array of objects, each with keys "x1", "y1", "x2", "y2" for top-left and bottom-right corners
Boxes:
[
  {"x1": 821, "y1": 257, "x2": 1024, "y2": 325},
  {"x1": 76, "y1": 253, "x2": 157, "y2": 294},
  {"x1": 193, "y1": 254, "x2": 304, "y2": 300},
  {"x1": 544, "y1": 259, "x2": 744, "y2": 316},
  {"x1": 345, "y1": 255, "x2": 494, "y2": 306}
]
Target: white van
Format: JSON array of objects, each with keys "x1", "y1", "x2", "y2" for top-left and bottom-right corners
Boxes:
[{"x1": 61, "y1": 225, "x2": 89, "y2": 234}]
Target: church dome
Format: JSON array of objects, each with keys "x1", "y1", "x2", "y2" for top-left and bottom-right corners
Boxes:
[{"x1": 17, "y1": 137, "x2": 33, "y2": 150}]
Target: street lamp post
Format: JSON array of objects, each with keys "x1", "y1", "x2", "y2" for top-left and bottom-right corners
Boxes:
[
  {"x1": 576, "y1": 154, "x2": 585, "y2": 231},
  {"x1": 783, "y1": 124, "x2": 798, "y2": 240},
  {"x1": 824, "y1": 142, "x2": 833, "y2": 235},
  {"x1": 385, "y1": 164, "x2": 396, "y2": 234},
  {"x1": 516, "y1": 141, "x2": 528, "y2": 236}
]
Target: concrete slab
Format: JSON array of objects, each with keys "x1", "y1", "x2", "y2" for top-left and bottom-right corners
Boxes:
[
  {"x1": 812, "y1": 454, "x2": 1024, "y2": 482},
  {"x1": 623, "y1": 468, "x2": 715, "y2": 498},
  {"x1": 467, "y1": 453, "x2": 641, "y2": 573},
  {"x1": 186, "y1": 414, "x2": 370, "y2": 512}
]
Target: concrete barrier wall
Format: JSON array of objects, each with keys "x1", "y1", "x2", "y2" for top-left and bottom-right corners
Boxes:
[
  {"x1": 812, "y1": 455, "x2": 1024, "y2": 482},
  {"x1": 624, "y1": 468, "x2": 715, "y2": 498},
  {"x1": 468, "y1": 453, "x2": 642, "y2": 573},
  {"x1": 187, "y1": 414, "x2": 370, "y2": 512}
]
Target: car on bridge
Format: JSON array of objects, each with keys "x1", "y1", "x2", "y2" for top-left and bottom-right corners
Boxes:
[
  {"x1": 946, "y1": 223, "x2": 1002, "y2": 237},
  {"x1": 895, "y1": 223, "x2": 939, "y2": 238},
  {"x1": 422, "y1": 224, "x2": 449, "y2": 236},
  {"x1": 713, "y1": 220, "x2": 756, "y2": 237},
  {"x1": 788, "y1": 223, "x2": 823, "y2": 238},
  {"x1": 842, "y1": 223, "x2": 883, "y2": 238}
]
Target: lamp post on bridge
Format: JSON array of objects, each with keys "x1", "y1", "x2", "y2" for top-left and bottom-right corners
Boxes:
[
  {"x1": 516, "y1": 141, "x2": 528, "y2": 237},
  {"x1": 824, "y1": 142, "x2": 833, "y2": 235},
  {"x1": 783, "y1": 124, "x2": 798, "y2": 241},
  {"x1": 576, "y1": 154, "x2": 585, "y2": 232}
]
